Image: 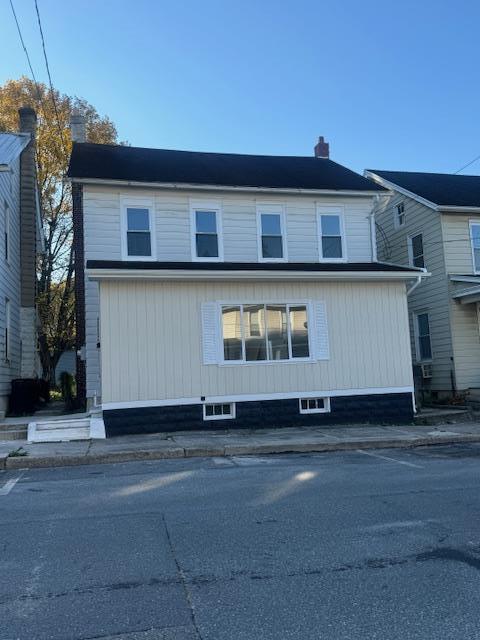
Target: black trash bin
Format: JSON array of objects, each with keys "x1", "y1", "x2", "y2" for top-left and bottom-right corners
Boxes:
[{"x1": 9, "y1": 379, "x2": 39, "y2": 415}]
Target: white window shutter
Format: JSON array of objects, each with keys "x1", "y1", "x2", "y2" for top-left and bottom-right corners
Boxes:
[
  {"x1": 313, "y1": 301, "x2": 329, "y2": 360},
  {"x1": 201, "y1": 302, "x2": 219, "y2": 365}
]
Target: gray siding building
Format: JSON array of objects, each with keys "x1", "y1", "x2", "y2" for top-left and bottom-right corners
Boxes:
[
  {"x1": 0, "y1": 108, "x2": 43, "y2": 417},
  {"x1": 367, "y1": 169, "x2": 480, "y2": 401}
]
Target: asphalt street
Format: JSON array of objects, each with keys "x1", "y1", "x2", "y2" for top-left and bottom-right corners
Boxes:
[{"x1": 2, "y1": 443, "x2": 480, "y2": 639}]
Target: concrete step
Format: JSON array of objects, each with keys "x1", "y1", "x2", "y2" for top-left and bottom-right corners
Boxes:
[
  {"x1": 414, "y1": 407, "x2": 473, "y2": 426},
  {"x1": 0, "y1": 426, "x2": 27, "y2": 441},
  {"x1": 28, "y1": 417, "x2": 105, "y2": 443}
]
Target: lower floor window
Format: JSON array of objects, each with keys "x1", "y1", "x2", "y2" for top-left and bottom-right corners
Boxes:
[
  {"x1": 203, "y1": 402, "x2": 235, "y2": 420},
  {"x1": 222, "y1": 303, "x2": 310, "y2": 362},
  {"x1": 299, "y1": 397, "x2": 330, "y2": 414},
  {"x1": 415, "y1": 312, "x2": 432, "y2": 361}
]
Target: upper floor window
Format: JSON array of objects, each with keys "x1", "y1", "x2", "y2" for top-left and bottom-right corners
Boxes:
[
  {"x1": 394, "y1": 202, "x2": 406, "y2": 228},
  {"x1": 408, "y1": 233, "x2": 424, "y2": 268},
  {"x1": 257, "y1": 206, "x2": 286, "y2": 261},
  {"x1": 4, "y1": 200, "x2": 9, "y2": 263},
  {"x1": 317, "y1": 208, "x2": 346, "y2": 261},
  {"x1": 191, "y1": 202, "x2": 223, "y2": 261},
  {"x1": 415, "y1": 312, "x2": 432, "y2": 362},
  {"x1": 470, "y1": 221, "x2": 480, "y2": 273},
  {"x1": 121, "y1": 198, "x2": 155, "y2": 260}
]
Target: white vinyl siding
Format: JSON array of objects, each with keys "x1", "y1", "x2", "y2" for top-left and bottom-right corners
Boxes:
[
  {"x1": 99, "y1": 280, "x2": 413, "y2": 405},
  {"x1": 84, "y1": 187, "x2": 375, "y2": 266},
  {"x1": 83, "y1": 187, "x2": 377, "y2": 401}
]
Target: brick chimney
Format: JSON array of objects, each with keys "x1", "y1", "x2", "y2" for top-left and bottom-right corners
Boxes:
[
  {"x1": 18, "y1": 107, "x2": 38, "y2": 378},
  {"x1": 314, "y1": 136, "x2": 329, "y2": 159},
  {"x1": 70, "y1": 109, "x2": 86, "y2": 143}
]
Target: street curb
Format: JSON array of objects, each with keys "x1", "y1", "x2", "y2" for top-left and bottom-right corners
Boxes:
[{"x1": 3, "y1": 433, "x2": 480, "y2": 469}]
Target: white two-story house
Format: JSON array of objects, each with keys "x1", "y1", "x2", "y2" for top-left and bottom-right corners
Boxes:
[
  {"x1": 367, "y1": 169, "x2": 480, "y2": 402},
  {"x1": 67, "y1": 129, "x2": 423, "y2": 436}
]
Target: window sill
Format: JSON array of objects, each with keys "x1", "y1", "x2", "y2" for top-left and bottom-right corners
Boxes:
[
  {"x1": 122, "y1": 255, "x2": 155, "y2": 262},
  {"x1": 219, "y1": 357, "x2": 318, "y2": 367},
  {"x1": 192, "y1": 256, "x2": 224, "y2": 263}
]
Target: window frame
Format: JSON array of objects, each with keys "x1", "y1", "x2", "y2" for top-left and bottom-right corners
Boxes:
[
  {"x1": 256, "y1": 204, "x2": 288, "y2": 263},
  {"x1": 408, "y1": 233, "x2": 425, "y2": 268},
  {"x1": 394, "y1": 201, "x2": 406, "y2": 229},
  {"x1": 190, "y1": 200, "x2": 223, "y2": 262},
  {"x1": 316, "y1": 205, "x2": 347, "y2": 263},
  {"x1": 120, "y1": 196, "x2": 156, "y2": 261},
  {"x1": 469, "y1": 220, "x2": 480, "y2": 274},
  {"x1": 219, "y1": 301, "x2": 313, "y2": 365},
  {"x1": 299, "y1": 397, "x2": 331, "y2": 414},
  {"x1": 203, "y1": 402, "x2": 236, "y2": 421},
  {"x1": 4, "y1": 200, "x2": 10, "y2": 264},
  {"x1": 414, "y1": 311, "x2": 433, "y2": 363},
  {"x1": 5, "y1": 298, "x2": 10, "y2": 363}
]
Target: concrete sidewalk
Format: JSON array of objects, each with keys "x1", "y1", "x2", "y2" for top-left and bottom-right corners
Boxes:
[{"x1": 2, "y1": 422, "x2": 480, "y2": 469}]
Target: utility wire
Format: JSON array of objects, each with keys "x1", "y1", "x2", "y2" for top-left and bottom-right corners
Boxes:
[
  {"x1": 454, "y1": 154, "x2": 480, "y2": 175},
  {"x1": 9, "y1": 0, "x2": 42, "y2": 100},
  {"x1": 34, "y1": 0, "x2": 69, "y2": 161}
]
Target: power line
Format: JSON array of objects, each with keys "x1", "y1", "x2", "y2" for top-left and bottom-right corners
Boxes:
[
  {"x1": 9, "y1": 0, "x2": 41, "y2": 96},
  {"x1": 34, "y1": 0, "x2": 69, "y2": 160},
  {"x1": 454, "y1": 154, "x2": 480, "y2": 175}
]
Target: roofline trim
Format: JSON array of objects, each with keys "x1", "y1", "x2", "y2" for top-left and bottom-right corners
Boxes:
[
  {"x1": 365, "y1": 171, "x2": 480, "y2": 213},
  {"x1": 86, "y1": 266, "x2": 426, "y2": 283},
  {"x1": 67, "y1": 176, "x2": 383, "y2": 198},
  {"x1": 437, "y1": 205, "x2": 480, "y2": 213},
  {"x1": 364, "y1": 171, "x2": 439, "y2": 210}
]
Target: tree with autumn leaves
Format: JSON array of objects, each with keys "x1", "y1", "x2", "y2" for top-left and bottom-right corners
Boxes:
[{"x1": 0, "y1": 77, "x2": 119, "y2": 383}]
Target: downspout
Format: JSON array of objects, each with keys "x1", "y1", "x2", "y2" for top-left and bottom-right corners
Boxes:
[
  {"x1": 370, "y1": 198, "x2": 379, "y2": 262},
  {"x1": 406, "y1": 270, "x2": 426, "y2": 296}
]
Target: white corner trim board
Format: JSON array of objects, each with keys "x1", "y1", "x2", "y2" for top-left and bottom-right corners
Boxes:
[{"x1": 102, "y1": 385, "x2": 414, "y2": 411}]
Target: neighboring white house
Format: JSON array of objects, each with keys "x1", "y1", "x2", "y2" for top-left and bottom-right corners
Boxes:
[
  {"x1": 367, "y1": 168, "x2": 480, "y2": 401},
  {"x1": 67, "y1": 131, "x2": 423, "y2": 435},
  {"x1": 0, "y1": 108, "x2": 43, "y2": 417}
]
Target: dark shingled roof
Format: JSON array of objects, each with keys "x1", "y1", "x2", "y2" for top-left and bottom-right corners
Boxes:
[
  {"x1": 86, "y1": 260, "x2": 420, "y2": 273},
  {"x1": 68, "y1": 143, "x2": 385, "y2": 193},
  {"x1": 368, "y1": 169, "x2": 480, "y2": 208}
]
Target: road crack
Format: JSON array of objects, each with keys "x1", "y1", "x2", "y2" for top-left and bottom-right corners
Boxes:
[{"x1": 162, "y1": 513, "x2": 204, "y2": 640}]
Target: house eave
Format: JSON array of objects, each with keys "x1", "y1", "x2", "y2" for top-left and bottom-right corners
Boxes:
[
  {"x1": 67, "y1": 176, "x2": 382, "y2": 198},
  {"x1": 364, "y1": 171, "x2": 439, "y2": 210}
]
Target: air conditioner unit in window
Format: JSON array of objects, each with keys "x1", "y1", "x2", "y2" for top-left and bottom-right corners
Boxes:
[{"x1": 421, "y1": 364, "x2": 433, "y2": 379}]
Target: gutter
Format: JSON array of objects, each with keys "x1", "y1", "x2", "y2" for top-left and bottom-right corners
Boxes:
[{"x1": 86, "y1": 267, "x2": 425, "y2": 283}]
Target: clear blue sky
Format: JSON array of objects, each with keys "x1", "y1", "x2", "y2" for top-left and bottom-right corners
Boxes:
[{"x1": 2, "y1": 0, "x2": 480, "y2": 174}]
